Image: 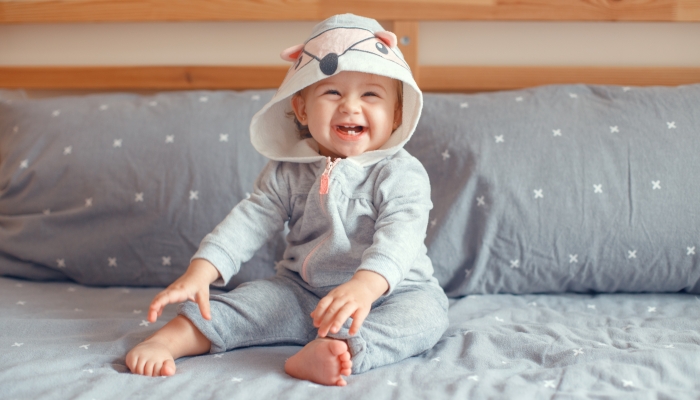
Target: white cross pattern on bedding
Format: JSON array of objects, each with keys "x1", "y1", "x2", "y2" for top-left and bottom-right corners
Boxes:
[
  {"x1": 2, "y1": 84, "x2": 700, "y2": 397},
  {"x1": 2, "y1": 85, "x2": 699, "y2": 295},
  {"x1": 3, "y1": 276, "x2": 700, "y2": 398}
]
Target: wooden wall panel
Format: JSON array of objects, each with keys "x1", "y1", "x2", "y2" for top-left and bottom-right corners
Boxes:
[
  {"x1": 0, "y1": 66, "x2": 289, "y2": 90},
  {"x1": 419, "y1": 66, "x2": 700, "y2": 91},
  {"x1": 1, "y1": 0, "x2": 699, "y2": 23},
  {"x1": 678, "y1": 0, "x2": 700, "y2": 20},
  {"x1": 2, "y1": 1, "x2": 698, "y2": 91},
  {"x1": 2, "y1": 66, "x2": 698, "y2": 92}
]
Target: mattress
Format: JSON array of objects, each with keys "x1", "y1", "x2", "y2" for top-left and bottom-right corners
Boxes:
[{"x1": 3, "y1": 276, "x2": 700, "y2": 399}]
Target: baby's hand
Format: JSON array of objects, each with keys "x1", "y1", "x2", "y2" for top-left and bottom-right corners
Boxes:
[
  {"x1": 148, "y1": 259, "x2": 220, "y2": 323},
  {"x1": 311, "y1": 270, "x2": 389, "y2": 337}
]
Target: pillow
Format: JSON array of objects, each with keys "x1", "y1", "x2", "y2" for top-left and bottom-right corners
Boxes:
[
  {"x1": 0, "y1": 89, "x2": 281, "y2": 288},
  {"x1": 406, "y1": 84, "x2": 700, "y2": 296},
  {"x1": 4, "y1": 84, "x2": 699, "y2": 295}
]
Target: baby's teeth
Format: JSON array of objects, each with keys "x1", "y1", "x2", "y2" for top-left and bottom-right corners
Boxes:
[{"x1": 338, "y1": 125, "x2": 363, "y2": 135}]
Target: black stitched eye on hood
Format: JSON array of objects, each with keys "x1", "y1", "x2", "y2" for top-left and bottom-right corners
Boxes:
[
  {"x1": 295, "y1": 55, "x2": 303, "y2": 70},
  {"x1": 320, "y1": 53, "x2": 338, "y2": 75},
  {"x1": 375, "y1": 42, "x2": 388, "y2": 55}
]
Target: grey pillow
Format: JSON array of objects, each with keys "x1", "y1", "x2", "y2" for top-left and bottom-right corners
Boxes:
[
  {"x1": 0, "y1": 89, "x2": 281, "y2": 288},
  {"x1": 3, "y1": 85, "x2": 699, "y2": 295},
  {"x1": 406, "y1": 84, "x2": 700, "y2": 295}
]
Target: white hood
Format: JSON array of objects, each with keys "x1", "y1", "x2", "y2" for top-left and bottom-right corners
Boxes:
[{"x1": 249, "y1": 13, "x2": 423, "y2": 167}]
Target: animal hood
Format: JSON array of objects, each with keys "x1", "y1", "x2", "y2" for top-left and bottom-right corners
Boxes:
[{"x1": 249, "y1": 13, "x2": 423, "y2": 167}]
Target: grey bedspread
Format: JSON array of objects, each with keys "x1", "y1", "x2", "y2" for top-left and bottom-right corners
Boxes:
[{"x1": 3, "y1": 276, "x2": 700, "y2": 399}]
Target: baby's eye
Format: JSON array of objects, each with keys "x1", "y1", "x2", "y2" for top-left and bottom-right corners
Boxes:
[
  {"x1": 324, "y1": 90, "x2": 340, "y2": 96},
  {"x1": 363, "y1": 92, "x2": 379, "y2": 97}
]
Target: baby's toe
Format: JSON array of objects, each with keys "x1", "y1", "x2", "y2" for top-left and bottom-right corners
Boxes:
[
  {"x1": 153, "y1": 361, "x2": 164, "y2": 377},
  {"x1": 328, "y1": 340, "x2": 348, "y2": 356},
  {"x1": 125, "y1": 356, "x2": 137, "y2": 373},
  {"x1": 144, "y1": 360, "x2": 157, "y2": 377},
  {"x1": 135, "y1": 360, "x2": 147, "y2": 375},
  {"x1": 161, "y1": 359, "x2": 177, "y2": 376},
  {"x1": 335, "y1": 377, "x2": 347, "y2": 386},
  {"x1": 338, "y1": 351, "x2": 351, "y2": 362}
]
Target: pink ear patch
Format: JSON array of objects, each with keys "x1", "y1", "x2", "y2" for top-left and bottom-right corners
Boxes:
[
  {"x1": 375, "y1": 31, "x2": 397, "y2": 48},
  {"x1": 280, "y1": 44, "x2": 304, "y2": 62}
]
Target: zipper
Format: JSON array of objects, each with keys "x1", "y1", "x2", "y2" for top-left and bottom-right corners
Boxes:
[
  {"x1": 319, "y1": 156, "x2": 339, "y2": 195},
  {"x1": 301, "y1": 157, "x2": 339, "y2": 281}
]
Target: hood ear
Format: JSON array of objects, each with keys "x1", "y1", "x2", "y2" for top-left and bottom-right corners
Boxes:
[
  {"x1": 280, "y1": 44, "x2": 305, "y2": 62},
  {"x1": 375, "y1": 31, "x2": 397, "y2": 48}
]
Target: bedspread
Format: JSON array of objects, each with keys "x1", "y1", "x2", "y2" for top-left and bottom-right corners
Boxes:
[{"x1": 2, "y1": 276, "x2": 700, "y2": 399}]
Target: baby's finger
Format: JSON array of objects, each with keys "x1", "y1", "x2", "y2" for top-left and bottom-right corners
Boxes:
[
  {"x1": 349, "y1": 307, "x2": 370, "y2": 336},
  {"x1": 148, "y1": 293, "x2": 169, "y2": 322},
  {"x1": 312, "y1": 296, "x2": 334, "y2": 326},
  {"x1": 196, "y1": 290, "x2": 212, "y2": 321},
  {"x1": 317, "y1": 300, "x2": 351, "y2": 336},
  {"x1": 148, "y1": 308, "x2": 160, "y2": 323},
  {"x1": 326, "y1": 303, "x2": 358, "y2": 335},
  {"x1": 148, "y1": 290, "x2": 186, "y2": 322}
]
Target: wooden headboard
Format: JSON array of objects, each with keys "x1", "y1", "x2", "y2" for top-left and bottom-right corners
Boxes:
[{"x1": 1, "y1": 0, "x2": 699, "y2": 91}]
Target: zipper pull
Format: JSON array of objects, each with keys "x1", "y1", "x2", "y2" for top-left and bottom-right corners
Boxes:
[{"x1": 319, "y1": 157, "x2": 336, "y2": 195}]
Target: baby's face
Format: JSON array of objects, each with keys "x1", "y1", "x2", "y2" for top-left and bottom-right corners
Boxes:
[{"x1": 291, "y1": 71, "x2": 402, "y2": 159}]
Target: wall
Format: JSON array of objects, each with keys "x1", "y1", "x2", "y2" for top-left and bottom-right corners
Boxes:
[
  {"x1": 2, "y1": 21, "x2": 699, "y2": 67},
  {"x1": 1, "y1": 21, "x2": 698, "y2": 96}
]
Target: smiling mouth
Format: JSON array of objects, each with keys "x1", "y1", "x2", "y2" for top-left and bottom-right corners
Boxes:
[{"x1": 336, "y1": 125, "x2": 365, "y2": 136}]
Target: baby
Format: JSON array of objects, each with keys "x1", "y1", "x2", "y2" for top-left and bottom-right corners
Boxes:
[{"x1": 126, "y1": 14, "x2": 448, "y2": 387}]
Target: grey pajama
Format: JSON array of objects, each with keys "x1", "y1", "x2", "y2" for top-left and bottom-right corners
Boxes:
[
  {"x1": 182, "y1": 152, "x2": 449, "y2": 374},
  {"x1": 178, "y1": 268, "x2": 449, "y2": 374}
]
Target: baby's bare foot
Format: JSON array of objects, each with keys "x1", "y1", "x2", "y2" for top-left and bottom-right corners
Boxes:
[
  {"x1": 125, "y1": 315, "x2": 212, "y2": 377},
  {"x1": 126, "y1": 339, "x2": 177, "y2": 377},
  {"x1": 285, "y1": 338, "x2": 353, "y2": 386}
]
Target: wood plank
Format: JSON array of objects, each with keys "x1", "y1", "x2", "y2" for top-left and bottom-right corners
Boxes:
[
  {"x1": 678, "y1": 0, "x2": 700, "y2": 20},
  {"x1": 420, "y1": 66, "x2": 700, "y2": 92},
  {"x1": 1, "y1": 0, "x2": 698, "y2": 23},
  {"x1": 0, "y1": 66, "x2": 289, "y2": 90},
  {"x1": 2, "y1": 65, "x2": 699, "y2": 91},
  {"x1": 4, "y1": 0, "x2": 314, "y2": 23},
  {"x1": 331, "y1": 0, "x2": 678, "y2": 21}
]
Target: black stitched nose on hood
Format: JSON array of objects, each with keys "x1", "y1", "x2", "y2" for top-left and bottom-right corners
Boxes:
[{"x1": 320, "y1": 53, "x2": 338, "y2": 75}]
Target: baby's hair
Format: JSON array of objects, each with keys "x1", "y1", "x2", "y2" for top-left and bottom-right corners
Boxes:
[
  {"x1": 287, "y1": 79, "x2": 404, "y2": 140},
  {"x1": 288, "y1": 107, "x2": 313, "y2": 139}
]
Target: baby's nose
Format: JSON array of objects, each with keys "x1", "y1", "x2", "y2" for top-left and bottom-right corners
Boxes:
[{"x1": 340, "y1": 97, "x2": 361, "y2": 113}]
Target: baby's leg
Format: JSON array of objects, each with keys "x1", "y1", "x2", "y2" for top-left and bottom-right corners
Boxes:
[
  {"x1": 284, "y1": 338, "x2": 353, "y2": 386},
  {"x1": 178, "y1": 274, "x2": 319, "y2": 354},
  {"x1": 326, "y1": 279, "x2": 450, "y2": 375},
  {"x1": 126, "y1": 315, "x2": 210, "y2": 377},
  {"x1": 180, "y1": 271, "x2": 353, "y2": 386}
]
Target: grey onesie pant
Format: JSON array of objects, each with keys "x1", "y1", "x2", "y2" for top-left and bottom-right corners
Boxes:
[{"x1": 178, "y1": 268, "x2": 449, "y2": 374}]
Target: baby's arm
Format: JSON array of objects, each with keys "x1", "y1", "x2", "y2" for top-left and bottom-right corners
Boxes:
[
  {"x1": 147, "y1": 258, "x2": 221, "y2": 323},
  {"x1": 311, "y1": 270, "x2": 389, "y2": 337},
  {"x1": 192, "y1": 161, "x2": 290, "y2": 286}
]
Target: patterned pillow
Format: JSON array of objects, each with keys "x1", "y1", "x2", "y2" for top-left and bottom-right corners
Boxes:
[
  {"x1": 3, "y1": 85, "x2": 699, "y2": 295},
  {"x1": 0, "y1": 90, "x2": 281, "y2": 288},
  {"x1": 406, "y1": 84, "x2": 700, "y2": 295}
]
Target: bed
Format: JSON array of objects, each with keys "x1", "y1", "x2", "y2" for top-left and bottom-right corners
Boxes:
[{"x1": 2, "y1": 2, "x2": 700, "y2": 399}]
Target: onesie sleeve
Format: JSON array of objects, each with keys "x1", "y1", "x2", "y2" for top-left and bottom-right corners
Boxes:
[
  {"x1": 357, "y1": 156, "x2": 433, "y2": 294},
  {"x1": 192, "y1": 161, "x2": 291, "y2": 286}
]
